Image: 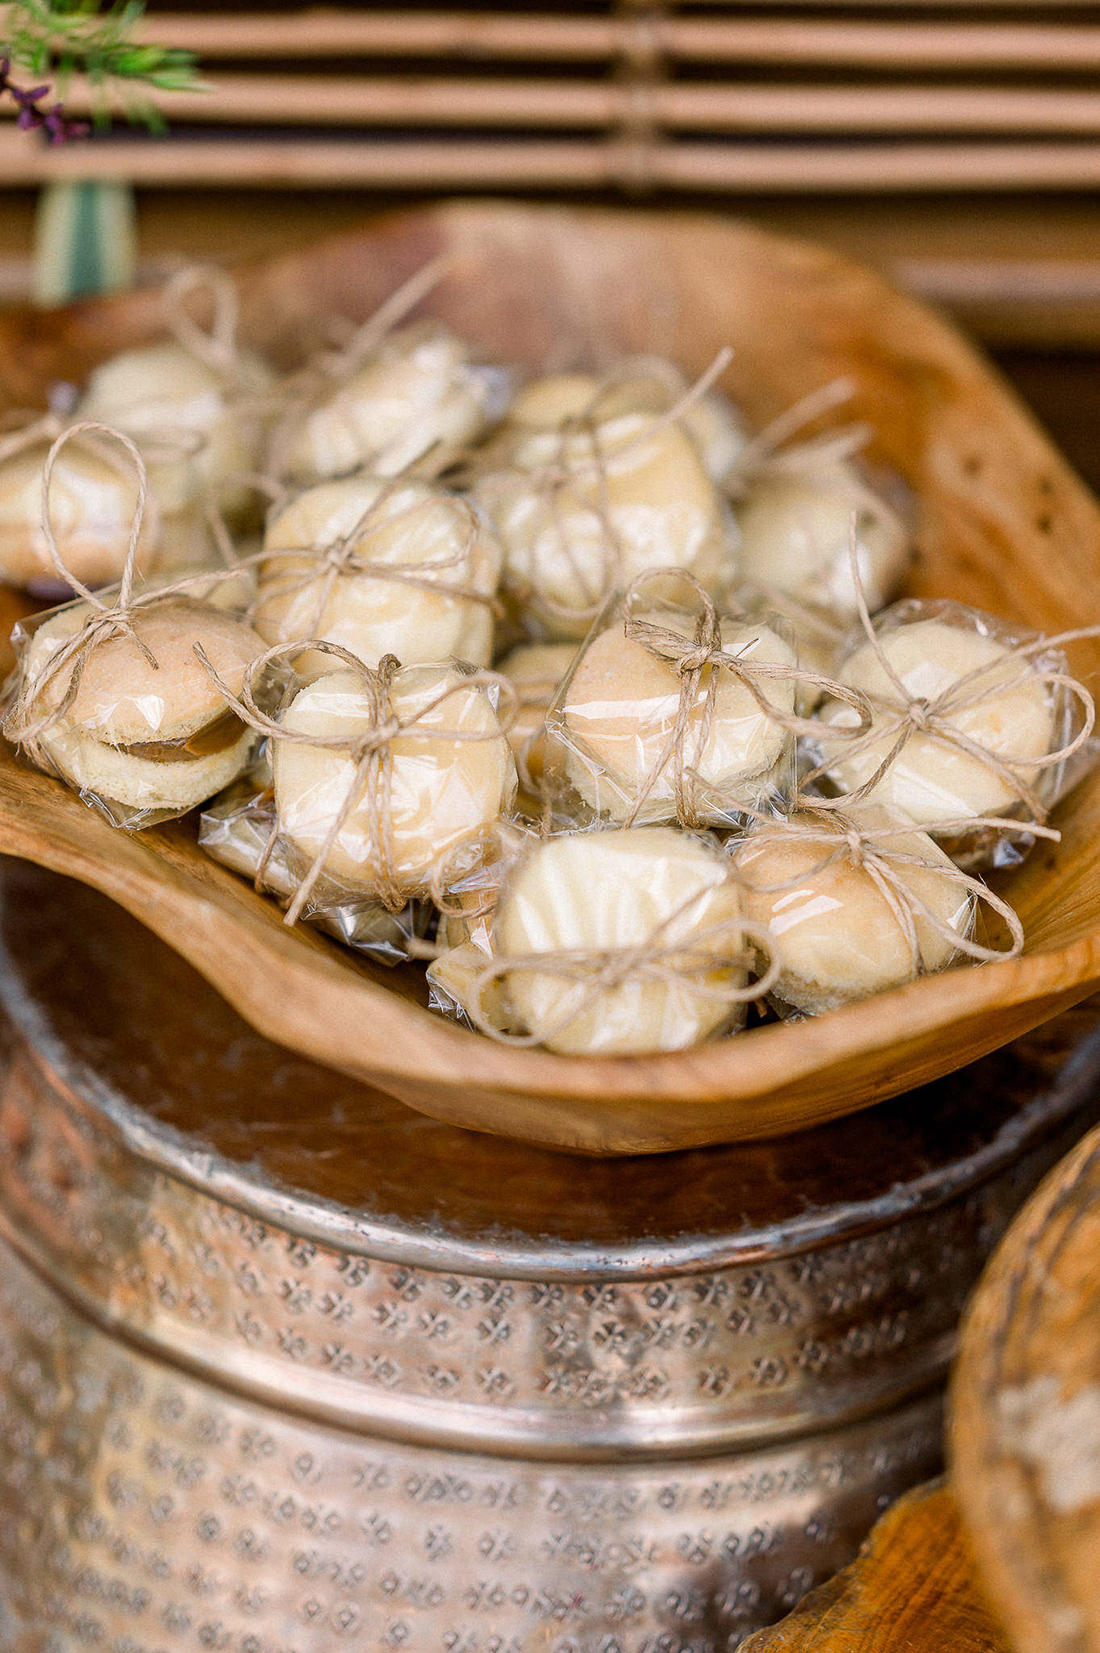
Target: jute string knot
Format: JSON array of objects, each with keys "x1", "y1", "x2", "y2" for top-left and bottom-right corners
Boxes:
[
  {"x1": 617, "y1": 568, "x2": 873, "y2": 829},
  {"x1": 257, "y1": 475, "x2": 501, "y2": 643},
  {"x1": 2, "y1": 422, "x2": 247, "y2": 766},
  {"x1": 482, "y1": 348, "x2": 734, "y2": 629},
  {"x1": 196, "y1": 636, "x2": 518, "y2": 923},
  {"x1": 799, "y1": 533, "x2": 1100, "y2": 827},
  {"x1": 464, "y1": 879, "x2": 782, "y2": 1049}
]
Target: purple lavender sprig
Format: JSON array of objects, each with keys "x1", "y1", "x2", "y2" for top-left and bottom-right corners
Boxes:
[{"x1": 0, "y1": 54, "x2": 90, "y2": 143}]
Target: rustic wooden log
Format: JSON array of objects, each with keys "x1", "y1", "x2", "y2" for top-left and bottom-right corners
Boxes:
[
  {"x1": 953, "y1": 1115, "x2": 1100, "y2": 1653},
  {"x1": 742, "y1": 1482, "x2": 1011, "y2": 1653}
]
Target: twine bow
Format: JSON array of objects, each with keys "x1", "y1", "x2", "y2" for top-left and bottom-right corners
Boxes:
[
  {"x1": 2, "y1": 422, "x2": 259, "y2": 769},
  {"x1": 196, "y1": 637, "x2": 518, "y2": 921},
  {"x1": 256, "y1": 475, "x2": 502, "y2": 644},
  {"x1": 801, "y1": 536, "x2": 1100, "y2": 827},
  {"x1": 162, "y1": 264, "x2": 246, "y2": 386},
  {"x1": 610, "y1": 568, "x2": 873, "y2": 828},
  {"x1": 465, "y1": 878, "x2": 780, "y2": 1048},
  {"x1": 481, "y1": 348, "x2": 735, "y2": 630},
  {"x1": 736, "y1": 805, "x2": 1038, "y2": 975}
]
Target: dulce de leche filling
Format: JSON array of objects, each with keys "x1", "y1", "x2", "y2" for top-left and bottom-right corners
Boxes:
[{"x1": 115, "y1": 708, "x2": 248, "y2": 763}]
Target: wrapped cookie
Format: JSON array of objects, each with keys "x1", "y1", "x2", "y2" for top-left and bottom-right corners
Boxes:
[
  {"x1": 1, "y1": 424, "x2": 264, "y2": 825},
  {"x1": 734, "y1": 803, "x2": 1022, "y2": 1016},
  {"x1": 735, "y1": 456, "x2": 910, "y2": 621},
  {"x1": 438, "y1": 825, "x2": 773, "y2": 1055},
  {"x1": 474, "y1": 389, "x2": 735, "y2": 639},
  {"x1": 254, "y1": 474, "x2": 501, "y2": 674},
  {"x1": 199, "y1": 640, "x2": 518, "y2": 920},
  {"x1": 723, "y1": 377, "x2": 911, "y2": 622},
  {"x1": 495, "y1": 356, "x2": 746, "y2": 485},
  {"x1": 77, "y1": 266, "x2": 276, "y2": 530},
  {"x1": 547, "y1": 571, "x2": 867, "y2": 828},
  {"x1": 271, "y1": 311, "x2": 507, "y2": 487},
  {"x1": 809, "y1": 596, "x2": 1095, "y2": 862}
]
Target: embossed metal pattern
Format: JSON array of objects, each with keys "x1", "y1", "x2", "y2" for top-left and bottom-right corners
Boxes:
[
  {"x1": 0, "y1": 1239, "x2": 943, "y2": 1653},
  {"x1": 0, "y1": 1039, "x2": 1078, "y2": 1458},
  {"x1": 0, "y1": 870, "x2": 1097, "y2": 1459}
]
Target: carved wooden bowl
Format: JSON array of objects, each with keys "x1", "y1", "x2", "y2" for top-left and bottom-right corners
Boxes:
[{"x1": 3, "y1": 201, "x2": 1100, "y2": 1153}]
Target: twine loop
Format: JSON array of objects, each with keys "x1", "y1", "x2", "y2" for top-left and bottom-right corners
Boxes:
[
  {"x1": 163, "y1": 264, "x2": 244, "y2": 384},
  {"x1": 801, "y1": 534, "x2": 1100, "y2": 826},
  {"x1": 613, "y1": 567, "x2": 872, "y2": 828},
  {"x1": 196, "y1": 637, "x2": 518, "y2": 921}
]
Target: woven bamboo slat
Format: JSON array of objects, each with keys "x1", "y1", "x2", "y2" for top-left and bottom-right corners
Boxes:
[
  {"x1": 10, "y1": 4, "x2": 1100, "y2": 196},
  {"x1": 136, "y1": 10, "x2": 1100, "y2": 71},
  {"x1": 16, "y1": 75, "x2": 1100, "y2": 136},
  {"x1": 13, "y1": 129, "x2": 1100, "y2": 193}
]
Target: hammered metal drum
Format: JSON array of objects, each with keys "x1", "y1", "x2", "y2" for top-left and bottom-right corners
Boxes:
[{"x1": 0, "y1": 862, "x2": 1097, "y2": 1653}]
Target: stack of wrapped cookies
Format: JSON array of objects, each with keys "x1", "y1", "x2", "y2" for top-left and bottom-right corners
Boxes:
[{"x1": 2, "y1": 264, "x2": 1095, "y2": 1057}]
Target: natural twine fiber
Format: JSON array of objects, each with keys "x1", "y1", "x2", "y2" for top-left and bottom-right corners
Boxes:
[
  {"x1": 800, "y1": 537, "x2": 1100, "y2": 827},
  {"x1": 608, "y1": 567, "x2": 873, "y2": 828},
  {"x1": 195, "y1": 636, "x2": 518, "y2": 921}
]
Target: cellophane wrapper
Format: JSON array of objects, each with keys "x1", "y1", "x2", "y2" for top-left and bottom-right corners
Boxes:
[
  {"x1": 542, "y1": 588, "x2": 799, "y2": 832},
  {"x1": 732, "y1": 806, "x2": 977, "y2": 1021},
  {"x1": 199, "y1": 760, "x2": 429, "y2": 966},
  {"x1": 803, "y1": 596, "x2": 1096, "y2": 870},
  {"x1": 432, "y1": 824, "x2": 755, "y2": 1055},
  {"x1": 3, "y1": 594, "x2": 259, "y2": 830}
]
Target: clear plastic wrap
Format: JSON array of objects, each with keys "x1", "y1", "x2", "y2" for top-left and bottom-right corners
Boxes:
[
  {"x1": 735, "y1": 583, "x2": 847, "y2": 715},
  {"x1": 734, "y1": 453, "x2": 912, "y2": 622},
  {"x1": 543, "y1": 570, "x2": 868, "y2": 830},
  {"x1": 199, "y1": 773, "x2": 430, "y2": 964},
  {"x1": 806, "y1": 596, "x2": 1096, "y2": 866},
  {"x1": 733, "y1": 803, "x2": 1021, "y2": 1017},
  {"x1": 473, "y1": 401, "x2": 737, "y2": 640},
  {"x1": 430, "y1": 825, "x2": 774, "y2": 1055},
  {"x1": 270, "y1": 320, "x2": 511, "y2": 487},
  {"x1": 489, "y1": 356, "x2": 748, "y2": 485},
  {"x1": 254, "y1": 474, "x2": 502, "y2": 673},
  {"x1": 196, "y1": 640, "x2": 520, "y2": 918},
  {"x1": 494, "y1": 638, "x2": 580, "y2": 805},
  {"x1": 4, "y1": 590, "x2": 266, "y2": 827}
]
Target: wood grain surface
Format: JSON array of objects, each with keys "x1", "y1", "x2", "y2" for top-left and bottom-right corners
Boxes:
[
  {"x1": 3, "y1": 202, "x2": 1100, "y2": 1154},
  {"x1": 743, "y1": 1482, "x2": 1010, "y2": 1653},
  {"x1": 952, "y1": 1116, "x2": 1100, "y2": 1653}
]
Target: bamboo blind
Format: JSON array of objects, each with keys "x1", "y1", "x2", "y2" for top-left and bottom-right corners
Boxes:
[{"x1": 9, "y1": 3, "x2": 1100, "y2": 192}]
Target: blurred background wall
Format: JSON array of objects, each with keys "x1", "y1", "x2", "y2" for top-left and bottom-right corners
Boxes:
[{"x1": 7, "y1": 0, "x2": 1100, "y2": 479}]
